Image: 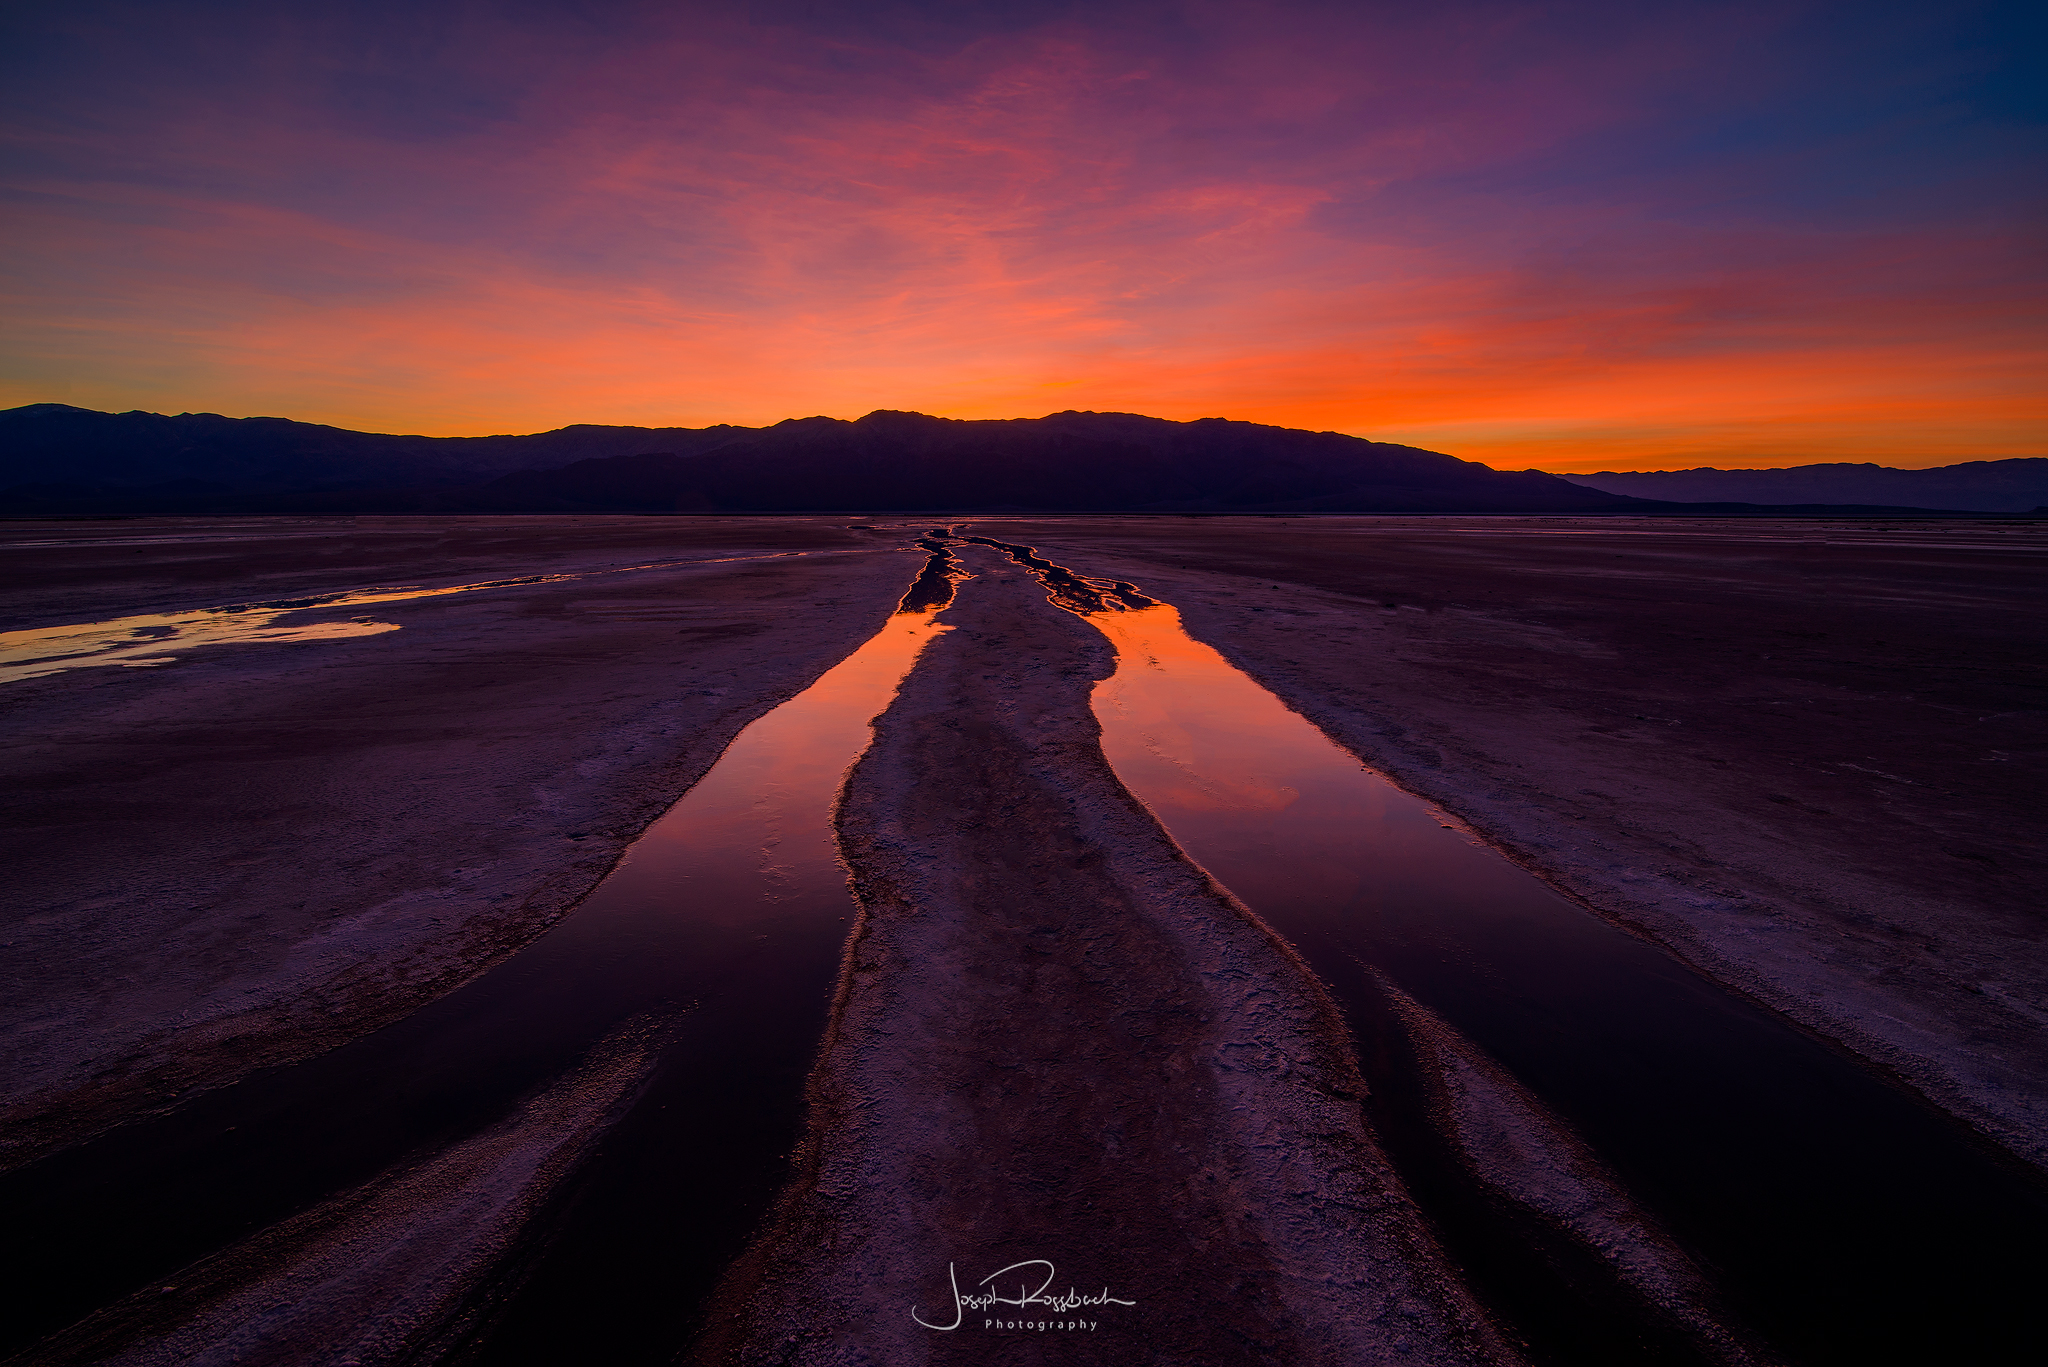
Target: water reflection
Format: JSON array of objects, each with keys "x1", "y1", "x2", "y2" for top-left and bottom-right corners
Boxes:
[
  {"x1": 1085, "y1": 603, "x2": 2046, "y2": 1366},
  {"x1": 0, "y1": 576, "x2": 578, "y2": 683},
  {"x1": 0, "y1": 548, "x2": 850, "y2": 685},
  {"x1": 1, "y1": 605, "x2": 400, "y2": 683},
  {"x1": 1088, "y1": 606, "x2": 1495, "y2": 922}
]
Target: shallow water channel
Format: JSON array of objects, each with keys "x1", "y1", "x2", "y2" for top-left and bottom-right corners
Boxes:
[
  {"x1": 1085, "y1": 602, "x2": 2047, "y2": 1366},
  {"x1": 3, "y1": 610, "x2": 949, "y2": 1363}
]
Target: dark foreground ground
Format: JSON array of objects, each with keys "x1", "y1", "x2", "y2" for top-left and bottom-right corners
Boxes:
[{"x1": 3, "y1": 514, "x2": 2043, "y2": 1364}]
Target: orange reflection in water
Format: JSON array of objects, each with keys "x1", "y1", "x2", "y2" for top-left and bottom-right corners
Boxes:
[
  {"x1": 0, "y1": 607, "x2": 402, "y2": 684},
  {"x1": 1092, "y1": 605, "x2": 1340, "y2": 815},
  {"x1": 585, "y1": 608, "x2": 952, "y2": 934},
  {"x1": 0, "y1": 575, "x2": 580, "y2": 684},
  {"x1": 0, "y1": 553, "x2": 830, "y2": 685},
  {"x1": 1086, "y1": 603, "x2": 1482, "y2": 932}
]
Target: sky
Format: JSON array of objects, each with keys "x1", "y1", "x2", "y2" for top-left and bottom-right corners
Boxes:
[{"x1": 2, "y1": 0, "x2": 2041, "y2": 471}]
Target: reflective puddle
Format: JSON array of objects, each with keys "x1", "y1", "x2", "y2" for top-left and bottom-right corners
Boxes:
[
  {"x1": 2, "y1": 608, "x2": 950, "y2": 1362},
  {"x1": 0, "y1": 576, "x2": 584, "y2": 682},
  {"x1": 1086, "y1": 602, "x2": 2047, "y2": 1367},
  {"x1": 0, "y1": 602, "x2": 404, "y2": 683},
  {"x1": 0, "y1": 551, "x2": 839, "y2": 684}
]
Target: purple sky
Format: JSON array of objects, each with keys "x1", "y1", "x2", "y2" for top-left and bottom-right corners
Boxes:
[{"x1": 4, "y1": 0, "x2": 2041, "y2": 469}]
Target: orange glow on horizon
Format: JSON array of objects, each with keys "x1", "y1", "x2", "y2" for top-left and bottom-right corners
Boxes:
[{"x1": 5, "y1": 7, "x2": 2039, "y2": 474}]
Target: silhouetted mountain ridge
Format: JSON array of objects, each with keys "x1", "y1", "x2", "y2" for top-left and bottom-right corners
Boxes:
[
  {"x1": 1564, "y1": 460, "x2": 2048, "y2": 513},
  {"x1": 0, "y1": 403, "x2": 2012, "y2": 516},
  {"x1": 1, "y1": 404, "x2": 1641, "y2": 514},
  {"x1": 480, "y1": 409, "x2": 1638, "y2": 513},
  {"x1": 0, "y1": 403, "x2": 744, "y2": 496}
]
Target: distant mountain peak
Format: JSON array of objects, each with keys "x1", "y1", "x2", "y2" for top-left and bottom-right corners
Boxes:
[
  {"x1": 1, "y1": 402, "x2": 1641, "y2": 515},
  {"x1": 1563, "y1": 459, "x2": 2047, "y2": 513}
]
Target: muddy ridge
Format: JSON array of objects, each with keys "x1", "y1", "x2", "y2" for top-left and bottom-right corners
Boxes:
[
  {"x1": 697, "y1": 548, "x2": 1509, "y2": 1366},
  {"x1": 897, "y1": 538, "x2": 969, "y2": 613},
  {"x1": 954, "y1": 536, "x2": 1156, "y2": 614}
]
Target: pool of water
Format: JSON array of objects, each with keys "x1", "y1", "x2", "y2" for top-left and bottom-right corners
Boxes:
[
  {"x1": 0, "y1": 551, "x2": 838, "y2": 684},
  {"x1": 1, "y1": 609, "x2": 950, "y2": 1362},
  {"x1": 1086, "y1": 603, "x2": 2048, "y2": 1366}
]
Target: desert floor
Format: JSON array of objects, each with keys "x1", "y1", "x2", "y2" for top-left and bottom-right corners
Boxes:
[{"x1": 4, "y1": 514, "x2": 2043, "y2": 1365}]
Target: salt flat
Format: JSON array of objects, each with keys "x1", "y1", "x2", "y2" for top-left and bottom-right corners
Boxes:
[{"x1": 5, "y1": 513, "x2": 2043, "y2": 1365}]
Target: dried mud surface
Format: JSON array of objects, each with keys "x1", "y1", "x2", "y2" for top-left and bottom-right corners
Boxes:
[
  {"x1": 1371, "y1": 974, "x2": 1762, "y2": 1367},
  {"x1": 998, "y1": 516, "x2": 2048, "y2": 1168},
  {"x1": 1, "y1": 515, "x2": 918, "y2": 1169},
  {"x1": 14, "y1": 512, "x2": 2042, "y2": 1364},
  {"x1": 24, "y1": 1022, "x2": 663, "y2": 1367},
  {"x1": 700, "y1": 550, "x2": 1513, "y2": 1367}
]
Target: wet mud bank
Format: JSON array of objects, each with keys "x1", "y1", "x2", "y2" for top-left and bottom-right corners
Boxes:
[
  {"x1": 897, "y1": 536, "x2": 970, "y2": 612},
  {"x1": 701, "y1": 548, "x2": 1508, "y2": 1366},
  {"x1": 956, "y1": 535, "x2": 1154, "y2": 612},
  {"x1": 13, "y1": 1026, "x2": 665, "y2": 1367},
  {"x1": 1, "y1": 518, "x2": 917, "y2": 1170}
]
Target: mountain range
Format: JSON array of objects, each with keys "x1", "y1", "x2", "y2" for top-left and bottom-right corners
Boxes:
[
  {"x1": 1564, "y1": 461, "x2": 2048, "y2": 513},
  {"x1": 2, "y1": 403, "x2": 2031, "y2": 516}
]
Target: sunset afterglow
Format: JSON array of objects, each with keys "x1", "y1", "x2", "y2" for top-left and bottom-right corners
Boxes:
[{"x1": 4, "y1": 1, "x2": 2040, "y2": 469}]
